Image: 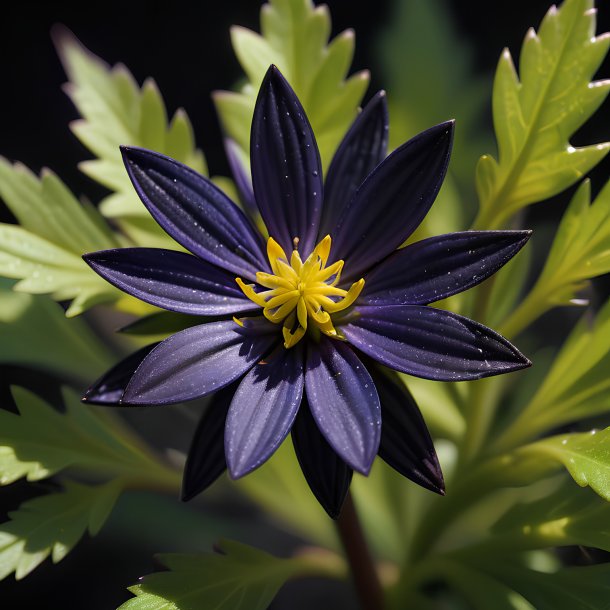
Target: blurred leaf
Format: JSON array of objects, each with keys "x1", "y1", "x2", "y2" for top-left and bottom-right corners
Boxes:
[
  {"x1": 120, "y1": 539, "x2": 342, "y2": 610},
  {"x1": 501, "y1": 180, "x2": 610, "y2": 337},
  {"x1": 518, "y1": 429, "x2": 610, "y2": 501},
  {"x1": 376, "y1": 0, "x2": 491, "y2": 202},
  {"x1": 474, "y1": 0, "x2": 610, "y2": 229},
  {"x1": 492, "y1": 480, "x2": 610, "y2": 551},
  {"x1": 0, "y1": 387, "x2": 177, "y2": 487},
  {"x1": 0, "y1": 160, "x2": 121, "y2": 316},
  {"x1": 214, "y1": 0, "x2": 369, "y2": 171},
  {"x1": 54, "y1": 27, "x2": 206, "y2": 246},
  {"x1": 466, "y1": 558, "x2": 610, "y2": 610},
  {"x1": 0, "y1": 480, "x2": 121, "y2": 580},
  {"x1": 494, "y1": 298, "x2": 610, "y2": 450},
  {"x1": 0, "y1": 279, "x2": 114, "y2": 381},
  {"x1": 232, "y1": 438, "x2": 339, "y2": 550}
]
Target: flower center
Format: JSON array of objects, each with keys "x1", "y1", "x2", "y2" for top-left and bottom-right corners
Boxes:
[{"x1": 236, "y1": 235, "x2": 364, "y2": 348}]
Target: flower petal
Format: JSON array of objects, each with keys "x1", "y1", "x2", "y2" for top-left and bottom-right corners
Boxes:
[
  {"x1": 121, "y1": 146, "x2": 267, "y2": 280},
  {"x1": 182, "y1": 382, "x2": 236, "y2": 501},
  {"x1": 292, "y1": 397, "x2": 353, "y2": 519},
  {"x1": 369, "y1": 367, "x2": 443, "y2": 494},
  {"x1": 82, "y1": 343, "x2": 159, "y2": 405},
  {"x1": 225, "y1": 346, "x2": 304, "y2": 478},
  {"x1": 305, "y1": 338, "x2": 380, "y2": 474},
  {"x1": 331, "y1": 121, "x2": 454, "y2": 280},
  {"x1": 319, "y1": 91, "x2": 388, "y2": 239},
  {"x1": 122, "y1": 320, "x2": 277, "y2": 405},
  {"x1": 84, "y1": 248, "x2": 257, "y2": 316},
  {"x1": 360, "y1": 230, "x2": 532, "y2": 306},
  {"x1": 224, "y1": 138, "x2": 256, "y2": 216},
  {"x1": 342, "y1": 305, "x2": 530, "y2": 381},
  {"x1": 251, "y1": 65, "x2": 323, "y2": 257}
]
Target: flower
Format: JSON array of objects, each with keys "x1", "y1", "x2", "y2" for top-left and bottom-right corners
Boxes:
[{"x1": 83, "y1": 65, "x2": 530, "y2": 517}]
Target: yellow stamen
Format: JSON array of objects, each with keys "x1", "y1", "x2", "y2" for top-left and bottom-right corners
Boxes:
[{"x1": 236, "y1": 235, "x2": 364, "y2": 348}]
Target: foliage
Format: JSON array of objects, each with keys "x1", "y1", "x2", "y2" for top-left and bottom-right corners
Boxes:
[
  {"x1": 473, "y1": 0, "x2": 610, "y2": 229},
  {"x1": 214, "y1": 0, "x2": 369, "y2": 172},
  {"x1": 0, "y1": 480, "x2": 121, "y2": 580},
  {"x1": 2, "y1": 0, "x2": 610, "y2": 608},
  {"x1": 119, "y1": 539, "x2": 344, "y2": 610}
]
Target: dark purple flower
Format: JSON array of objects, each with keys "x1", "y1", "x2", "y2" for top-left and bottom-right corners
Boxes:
[{"x1": 83, "y1": 65, "x2": 530, "y2": 517}]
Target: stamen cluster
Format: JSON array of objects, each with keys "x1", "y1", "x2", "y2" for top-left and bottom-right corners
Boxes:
[{"x1": 236, "y1": 235, "x2": 364, "y2": 348}]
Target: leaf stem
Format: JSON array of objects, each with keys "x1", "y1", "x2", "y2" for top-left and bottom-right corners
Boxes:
[{"x1": 336, "y1": 491, "x2": 385, "y2": 610}]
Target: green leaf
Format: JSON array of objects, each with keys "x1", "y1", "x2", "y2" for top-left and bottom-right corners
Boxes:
[
  {"x1": 119, "y1": 539, "x2": 343, "y2": 610},
  {"x1": 494, "y1": 298, "x2": 610, "y2": 450},
  {"x1": 54, "y1": 28, "x2": 206, "y2": 246},
  {"x1": 0, "y1": 386, "x2": 176, "y2": 487},
  {"x1": 473, "y1": 0, "x2": 610, "y2": 229},
  {"x1": 518, "y1": 429, "x2": 610, "y2": 501},
  {"x1": 492, "y1": 480, "x2": 610, "y2": 552},
  {"x1": 0, "y1": 159, "x2": 121, "y2": 316},
  {"x1": 466, "y1": 558, "x2": 610, "y2": 610},
  {"x1": 214, "y1": 0, "x2": 369, "y2": 172},
  {"x1": 501, "y1": 180, "x2": 610, "y2": 337},
  {"x1": 0, "y1": 279, "x2": 114, "y2": 381},
  {"x1": 0, "y1": 480, "x2": 121, "y2": 580}
]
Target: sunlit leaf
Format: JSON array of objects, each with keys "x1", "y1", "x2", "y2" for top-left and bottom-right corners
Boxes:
[
  {"x1": 119, "y1": 539, "x2": 344, "y2": 610},
  {"x1": 474, "y1": 0, "x2": 610, "y2": 229},
  {"x1": 501, "y1": 180, "x2": 610, "y2": 337},
  {"x1": 0, "y1": 387, "x2": 177, "y2": 487},
  {"x1": 0, "y1": 160, "x2": 121, "y2": 316},
  {"x1": 0, "y1": 480, "x2": 121, "y2": 580},
  {"x1": 493, "y1": 298, "x2": 610, "y2": 450},
  {"x1": 518, "y1": 430, "x2": 610, "y2": 501},
  {"x1": 214, "y1": 0, "x2": 369, "y2": 171},
  {"x1": 0, "y1": 279, "x2": 114, "y2": 381},
  {"x1": 54, "y1": 27, "x2": 206, "y2": 246}
]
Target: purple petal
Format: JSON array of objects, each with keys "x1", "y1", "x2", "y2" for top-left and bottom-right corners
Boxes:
[
  {"x1": 84, "y1": 248, "x2": 257, "y2": 316},
  {"x1": 342, "y1": 305, "x2": 530, "y2": 381},
  {"x1": 319, "y1": 91, "x2": 388, "y2": 239},
  {"x1": 331, "y1": 121, "x2": 454, "y2": 280},
  {"x1": 305, "y1": 338, "x2": 380, "y2": 474},
  {"x1": 82, "y1": 343, "x2": 159, "y2": 405},
  {"x1": 292, "y1": 397, "x2": 353, "y2": 519},
  {"x1": 225, "y1": 346, "x2": 304, "y2": 478},
  {"x1": 121, "y1": 146, "x2": 267, "y2": 281},
  {"x1": 182, "y1": 382, "x2": 235, "y2": 501},
  {"x1": 360, "y1": 231, "x2": 532, "y2": 306},
  {"x1": 122, "y1": 320, "x2": 278, "y2": 405},
  {"x1": 251, "y1": 66, "x2": 323, "y2": 257},
  {"x1": 369, "y1": 367, "x2": 443, "y2": 494},
  {"x1": 224, "y1": 138, "x2": 256, "y2": 216}
]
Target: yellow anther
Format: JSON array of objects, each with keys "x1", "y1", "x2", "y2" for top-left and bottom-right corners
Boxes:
[{"x1": 236, "y1": 235, "x2": 364, "y2": 348}]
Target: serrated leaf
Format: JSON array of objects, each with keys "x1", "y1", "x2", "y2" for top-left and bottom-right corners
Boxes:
[
  {"x1": 0, "y1": 279, "x2": 114, "y2": 381},
  {"x1": 0, "y1": 480, "x2": 121, "y2": 580},
  {"x1": 54, "y1": 28, "x2": 206, "y2": 246},
  {"x1": 501, "y1": 179, "x2": 610, "y2": 336},
  {"x1": 495, "y1": 298, "x2": 610, "y2": 449},
  {"x1": 0, "y1": 386, "x2": 171, "y2": 486},
  {"x1": 474, "y1": 0, "x2": 610, "y2": 229},
  {"x1": 0, "y1": 159, "x2": 122, "y2": 315},
  {"x1": 214, "y1": 0, "x2": 369, "y2": 172},
  {"x1": 119, "y1": 539, "x2": 338, "y2": 610}
]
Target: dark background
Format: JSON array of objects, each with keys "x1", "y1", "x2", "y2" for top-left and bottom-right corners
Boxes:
[{"x1": 1, "y1": 1, "x2": 610, "y2": 608}]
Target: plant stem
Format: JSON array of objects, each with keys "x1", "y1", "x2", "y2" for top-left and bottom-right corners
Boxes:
[{"x1": 336, "y1": 491, "x2": 385, "y2": 610}]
